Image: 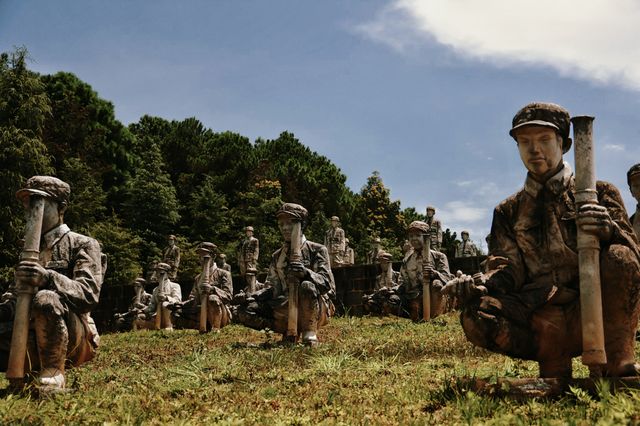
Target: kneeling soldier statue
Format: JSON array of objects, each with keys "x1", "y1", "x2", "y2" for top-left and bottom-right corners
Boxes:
[
  {"x1": 443, "y1": 102, "x2": 640, "y2": 378},
  {"x1": 0, "y1": 176, "x2": 104, "y2": 392},
  {"x1": 236, "y1": 203, "x2": 335, "y2": 346},
  {"x1": 138, "y1": 262, "x2": 182, "y2": 330}
]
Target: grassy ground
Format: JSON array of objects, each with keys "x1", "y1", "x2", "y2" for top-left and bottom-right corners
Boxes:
[{"x1": 1, "y1": 313, "x2": 640, "y2": 424}]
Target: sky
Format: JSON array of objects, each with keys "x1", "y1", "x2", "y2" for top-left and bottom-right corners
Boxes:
[{"x1": 2, "y1": 0, "x2": 640, "y2": 250}]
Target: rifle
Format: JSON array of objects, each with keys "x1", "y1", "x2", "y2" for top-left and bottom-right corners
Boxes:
[
  {"x1": 198, "y1": 253, "x2": 213, "y2": 333},
  {"x1": 571, "y1": 115, "x2": 607, "y2": 374},
  {"x1": 421, "y1": 235, "x2": 432, "y2": 321},
  {"x1": 286, "y1": 222, "x2": 302, "y2": 342},
  {"x1": 6, "y1": 196, "x2": 45, "y2": 387}
]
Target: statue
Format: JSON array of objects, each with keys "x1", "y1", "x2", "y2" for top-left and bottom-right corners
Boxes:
[
  {"x1": 443, "y1": 102, "x2": 640, "y2": 378},
  {"x1": 114, "y1": 278, "x2": 153, "y2": 331},
  {"x1": 425, "y1": 206, "x2": 443, "y2": 251},
  {"x1": 454, "y1": 230, "x2": 478, "y2": 257},
  {"x1": 628, "y1": 163, "x2": 640, "y2": 237},
  {"x1": 236, "y1": 203, "x2": 336, "y2": 346},
  {"x1": 362, "y1": 251, "x2": 399, "y2": 315},
  {"x1": 363, "y1": 222, "x2": 452, "y2": 320},
  {"x1": 162, "y1": 235, "x2": 180, "y2": 280},
  {"x1": 366, "y1": 237, "x2": 383, "y2": 264},
  {"x1": 342, "y1": 238, "x2": 355, "y2": 266},
  {"x1": 238, "y1": 226, "x2": 259, "y2": 288},
  {"x1": 138, "y1": 262, "x2": 182, "y2": 330},
  {"x1": 216, "y1": 253, "x2": 232, "y2": 273},
  {"x1": 324, "y1": 216, "x2": 345, "y2": 268},
  {"x1": 0, "y1": 176, "x2": 104, "y2": 392}
]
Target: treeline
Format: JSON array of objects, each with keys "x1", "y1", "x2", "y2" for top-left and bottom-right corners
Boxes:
[{"x1": 0, "y1": 48, "x2": 460, "y2": 289}]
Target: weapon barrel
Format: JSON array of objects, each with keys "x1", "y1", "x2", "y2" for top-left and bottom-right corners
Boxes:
[
  {"x1": 286, "y1": 222, "x2": 302, "y2": 342},
  {"x1": 422, "y1": 237, "x2": 431, "y2": 321},
  {"x1": 7, "y1": 196, "x2": 45, "y2": 385},
  {"x1": 199, "y1": 255, "x2": 212, "y2": 333},
  {"x1": 572, "y1": 115, "x2": 607, "y2": 369}
]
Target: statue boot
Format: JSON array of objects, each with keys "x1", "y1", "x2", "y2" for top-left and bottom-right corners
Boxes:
[
  {"x1": 33, "y1": 290, "x2": 67, "y2": 392},
  {"x1": 298, "y1": 286, "x2": 320, "y2": 346}
]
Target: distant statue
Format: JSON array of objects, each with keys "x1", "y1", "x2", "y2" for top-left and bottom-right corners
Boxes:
[
  {"x1": 366, "y1": 237, "x2": 383, "y2": 264},
  {"x1": 454, "y1": 230, "x2": 478, "y2": 257},
  {"x1": 114, "y1": 278, "x2": 153, "y2": 331},
  {"x1": 325, "y1": 216, "x2": 346, "y2": 268},
  {"x1": 0, "y1": 176, "x2": 104, "y2": 392},
  {"x1": 236, "y1": 203, "x2": 336, "y2": 346},
  {"x1": 172, "y1": 243, "x2": 232, "y2": 332},
  {"x1": 425, "y1": 206, "x2": 443, "y2": 251},
  {"x1": 363, "y1": 251, "x2": 400, "y2": 315},
  {"x1": 238, "y1": 226, "x2": 259, "y2": 286},
  {"x1": 342, "y1": 238, "x2": 355, "y2": 266},
  {"x1": 162, "y1": 235, "x2": 181, "y2": 280},
  {"x1": 139, "y1": 262, "x2": 182, "y2": 330},
  {"x1": 216, "y1": 253, "x2": 232, "y2": 273},
  {"x1": 628, "y1": 163, "x2": 640, "y2": 237}
]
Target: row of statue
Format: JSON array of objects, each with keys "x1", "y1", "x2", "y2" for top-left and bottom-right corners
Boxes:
[{"x1": 1, "y1": 102, "x2": 640, "y2": 396}]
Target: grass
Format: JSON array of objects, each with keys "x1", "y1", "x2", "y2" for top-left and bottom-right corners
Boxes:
[{"x1": 1, "y1": 313, "x2": 640, "y2": 424}]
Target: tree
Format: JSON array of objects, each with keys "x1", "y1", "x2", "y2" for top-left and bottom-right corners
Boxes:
[{"x1": 358, "y1": 171, "x2": 406, "y2": 248}]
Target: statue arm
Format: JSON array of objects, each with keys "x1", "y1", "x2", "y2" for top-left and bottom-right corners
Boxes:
[
  {"x1": 308, "y1": 244, "x2": 335, "y2": 294},
  {"x1": 266, "y1": 257, "x2": 283, "y2": 297},
  {"x1": 597, "y1": 181, "x2": 640, "y2": 255}
]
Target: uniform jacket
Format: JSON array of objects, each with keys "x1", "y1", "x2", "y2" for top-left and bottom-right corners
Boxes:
[
  {"x1": 455, "y1": 240, "x2": 478, "y2": 257},
  {"x1": 190, "y1": 265, "x2": 233, "y2": 303},
  {"x1": 398, "y1": 248, "x2": 452, "y2": 297},
  {"x1": 162, "y1": 245, "x2": 181, "y2": 269},
  {"x1": 324, "y1": 227, "x2": 345, "y2": 254},
  {"x1": 240, "y1": 237, "x2": 259, "y2": 264},
  {"x1": 427, "y1": 216, "x2": 443, "y2": 249},
  {"x1": 145, "y1": 281, "x2": 182, "y2": 314}
]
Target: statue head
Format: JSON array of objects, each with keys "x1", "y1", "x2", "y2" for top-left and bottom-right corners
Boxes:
[
  {"x1": 426, "y1": 206, "x2": 435, "y2": 218},
  {"x1": 276, "y1": 203, "x2": 308, "y2": 242},
  {"x1": 407, "y1": 221, "x2": 429, "y2": 249},
  {"x1": 168, "y1": 234, "x2": 176, "y2": 247},
  {"x1": 461, "y1": 230, "x2": 470, "y2": 241},
  {"x1": 372, "y1": 236, "x2": 381, "y2": 248},
  {"x1": 16, "y1": 176, "x2": 71, "y2": 234},
  {"x1": 215, "y1": 253, "x2": 226, "y2": 267},
  {"x1": 330, "y1": 216, "x2": 340, "y2": 228},
  {"x1": 245, "y1": 226, "x2": 254, "y2": 237},
  {"x1": 196, "y1": 242, "x2": 217, "y2": 262},
  {"x1": 510, "y1": 102, "x2": 570, "y2": 181},
  {"x1": 628, "y1": 163, "x2": 640, "y2": 202},
  {"x1": 377, "y1": 251, "x2": 392, "y2": 268},
  {"x1": 155, "y1": 262, "x2": 171, "y2": 279}
]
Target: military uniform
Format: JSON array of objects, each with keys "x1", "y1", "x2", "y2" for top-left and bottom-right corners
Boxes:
[
  {"x1": 426, "y1": 216, "x2": 443, "y2": 251},
  {"x1": 142, "y1": 274, "x2": 182, "y2": 329},
  {"x1": 325, "y1": 220, "x2": 346, "y2": 268},
  {"x1": 455, "y1": 237, "x2": 478, "y2": 258},
  {"x1": 239, "y1": 232, "x2": 259, "y2": 277},
  {"x1": 162, "y1": 239, "x2": 181, "y2": 280}
]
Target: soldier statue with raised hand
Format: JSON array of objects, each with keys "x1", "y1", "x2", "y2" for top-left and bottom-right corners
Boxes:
[
  {"x1": 236, "y1": 203, "x2": 335, "y2": 346},
  {"x1": 425, "y1": 206, "x2": 443, "y2": 251},
  {"x1": 162, "y1": 235, "x2": 180, "y2": 280},
  {"x1": 443, "y1": 102, "x2": 640, "y2": 378},
  {"x1": 139, "y1": 262, "x2": 182, "y2": 330},
  {"x1": 325, "y1": 216, "x2": 346, "y2": 268},
  {"x1": 0, "y1": 176, "x2": 104, "y2": 393},
  {"x1": 114, "y1": 277, "x2": 153, "y2": 331},
  {"x1": 455, "y1": 230, "x2": 478, "y2": 258},
  {"x1": 628, "y1": 163, "x2": 640, "y2": 237},
  {"x1": 238, "y1": 226, "x2": 259, "y2": 286}
]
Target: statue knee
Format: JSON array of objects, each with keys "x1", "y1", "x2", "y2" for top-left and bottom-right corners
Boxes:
[
  {"x1": 602, "y1": 244, "x2": 640, "y2": 272},
  {"x1": 32, "y1": 290, "x2": 65, "y2": 317}
]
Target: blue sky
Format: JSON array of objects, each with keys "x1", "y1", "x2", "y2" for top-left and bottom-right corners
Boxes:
[{"x1": 2, "y1": 0, "x2": 639, "y2": 250}]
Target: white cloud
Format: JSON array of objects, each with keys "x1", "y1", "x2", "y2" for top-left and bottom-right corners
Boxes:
[
  {"x1": 357, "y1": 0, "x2": 640, "y2": 90},
  {"x1": 603, "y1": 144, "x2": 625, "y2": 152},
  {"x1": 438, "y1": 200, "x2": 486, "y2": 224}
]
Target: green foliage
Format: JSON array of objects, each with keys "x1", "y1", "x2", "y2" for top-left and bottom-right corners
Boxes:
[{"x1": 359, "y1": 171, "x2": 406, "y2": 248}]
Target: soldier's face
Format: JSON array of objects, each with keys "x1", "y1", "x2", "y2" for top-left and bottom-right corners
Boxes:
[
  {"x1": 630, "y1": 175, "x2": 640, "y2": 201},
  {"x1": 40, "y1": 198, "x2": 62, "y2": 234},
  {"x1": 278, "y1": 217, "x2": 295, "y2": 241},
  {"x1": 426, "y1": 209, "x2": 434, "y2": 218},
  {"x1": 331, "y1": 219, "x2": 338, "y2": 228},
  {"x1": 514, "y1": 126, "x2": 563, "y2": 180},
  {"x1": 169, "y1": 239, "x2": 175, "y2": 247},
  {"x1": 409, "y1": 231, "x2": 424, "y2": 249},
  {"x1": 246, "y1": 230, "x2": 253, "y2": 237},
  {"x1": 462, "y1": 234, "x2": 469, "y2": 241}
]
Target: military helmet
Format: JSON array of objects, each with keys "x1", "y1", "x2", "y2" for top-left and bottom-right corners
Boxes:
[{"x1": 509, "y1": 102, "x2": 572, "y2": 153}]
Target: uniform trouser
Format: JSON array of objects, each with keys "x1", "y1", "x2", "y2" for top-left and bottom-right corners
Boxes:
[
  {"x1": 0, "y1": 290, "x2": 95, "y2": 374},
  {"x1": 173, "y1": 295, "x2": 232, "y2": 331},
  {"x1": 379, "y1": 280, "x2": 447, "y2": 321},
  {"x1": 460, "y1": 244, "x2": 640, "y2": 378},
  {"x1": 236, "y1": 286, "x2": 334, "y2": 337}
]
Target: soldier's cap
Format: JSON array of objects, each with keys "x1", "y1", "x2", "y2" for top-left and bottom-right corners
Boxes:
[
  {"x1": 628, "y1": 163, "x2": 640, "y2": 183},
  {"x1": 134, "y1": 277, "x2": 146, "y2": 285},
  {"x1": 276, "y1": 203, "x2": 308, "y2": 221},
  {"x1": 330, "y1": 216, "x2": 339, "y2": 221},
  {"x1": 245, "y1": 226, "x2": 254, "y2": 232},
  {"x1": 426, "y1": 205, "x2": 435, "y2": 212},
  {"x1": 196, "y1": 242, "x2": 218, "y2": 256},
  {"x1": 461, "y1": 230, "x2": 469, "y2": 236},
  {"x1": 376, "y1": 251, "x2": 393, "y2": 261},
  {"x1": 168, "y1": 234, "x2": 176, "y2": 240},
  {"x1": 16, "y1": 176, "x2": 71, "y2": 204},
  {"x1": 155, "y1": 262, "x2": 171, "y2": 272},
  {"x1": 509, "y1": 102, "x2": 572, "y2": 153},
  {"x1": 218, "y1": 253, "x2": 227, "y2": 260},
  {"x1": 408, "y1": 220, "x2": 429, "y2": 234}
]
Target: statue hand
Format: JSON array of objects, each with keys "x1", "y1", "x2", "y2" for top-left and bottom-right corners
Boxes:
[
  {"x1": 299, "y1": 281, "x2": 317, "y2": 295},
  {"x1": 577, "y1": 204, "x2": 613, "y2": 242},
  {"x1": 441, "y1": 274, "x2": 486, "y2": 302},
  {"x1": 422, "y1": 264, "x2": 434, "y2": 278},
  {"x1": 200, "y1": 283, "x2": 212, "y2": 294},
  {"x1": 15, "y1": 261, "x2": 50, "y2": 288},
  {"x1": 288, "y1": 261, "x2": 306, "y2": 279}
]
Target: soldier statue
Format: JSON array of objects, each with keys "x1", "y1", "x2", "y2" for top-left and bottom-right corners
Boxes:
[
  {"x1": 162, "y1": 235, "x2": 180, "y2": 280},
  {"x1": 628, "y1": 163, "x2": 640, "y2": 237},
  {"x1": 0, "y1": 176, "x2": 104, "y2": 392},
  {"x1": 443, "y1": 102, "x2": 640, "y2": 378},
  {"x1": 454, "y1": 230, "x2": 478, "y2": 258},
  {"x1": 114, "y1": 278, "x2": 153, "y2": 331},
  {"x1": 236, "y1": 203, "x2": 335, "y2": 346},
  {"x1": 324, "y1": 216, "x2": 346, "y2": 268},
  {"x1": 138, "y1": 262, "x2": 182, "y2": 330},
  {"x1": 216, "y1": 253, "x2": 232, "y2": 273},
  {"x1": 425, "y1": 206, "x2": 443, "y2": 251},
  {"x1": 342, "y1": 238, "x2": 355, "y2": 266},
  {"x1": 238, "y1": 226, "x2": 259, "y2": 285},
  {"x1": 362, "y1": 252, "x2": 400, "y2": 315},
  {"x1": 366, "y1": 237, "x2": 383, "y2": 264}
]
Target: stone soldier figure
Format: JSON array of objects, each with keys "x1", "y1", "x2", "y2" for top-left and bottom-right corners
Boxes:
[
  {"x1": 325, "y1": 216, "x2": 346, "y2": 268},
  {"x1": 238, "y1": 226, "x2": 259, "y2": 282},
  {"x1": 139, "y1": 262, "x2": 182, "y2": 330},
  {"x1": 443, "y1": 102, "x2": 640, "y2": 378},
  {"x1": 172, "y1": 243, "x2": 233, "y2": 332},
  {"x1": 236, "y1": 203, "x2": 335, "y2": 346},
  {"x1": 162, "y1": 235, "x2": 181, "y2": 280},
  {"x1": 362, "y1": 252, "x2": 401, "y2": 315},
  {"x1": 343, "y1": 238, "x2": 355, "y2": 266},
  {"x1": 114, "y1": 278, "x2": 153, "y2": 331},
  {"x1": 628, "y1": 163, "x2": 640, "y2": 237},
  {"x1": 455, "y1": 231, "x2": 479, "y2": 258},
  {"x1": 366, "y1": 237, "x2": 383, "y2": 264},
  {"x1": 425, "y1": 206, "x2": 443, "y2": 251},
  {"x1": 0, "y1": 176, "x2": 104, "y2": 392},
  {"x1": 216, "y1": 253, "x2": 232, "y2": 273}
]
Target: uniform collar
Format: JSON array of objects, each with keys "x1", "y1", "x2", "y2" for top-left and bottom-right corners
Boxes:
[
  {"x1": 42, "y1": 224, "x2": 70, "y2": 249},
  {"x1": 524, "y1": 161, "x2": 573, "y2": 198}
]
